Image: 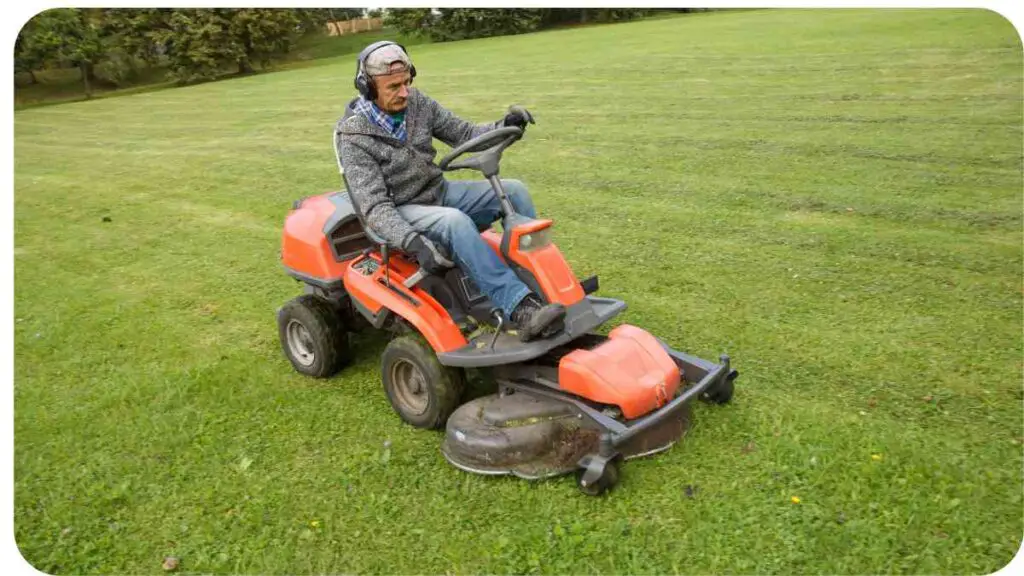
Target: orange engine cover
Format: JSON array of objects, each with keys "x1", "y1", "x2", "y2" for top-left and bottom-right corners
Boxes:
[
  {"x1": 281, "y1": 194, "x2": 351, "y2": 282},
  {"x1": 558, "y1": 325, "x2": 682, "y2": 419}
]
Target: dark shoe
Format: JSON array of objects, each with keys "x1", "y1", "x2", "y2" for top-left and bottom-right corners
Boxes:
[{"x1": 510, "y1": 294, "x2": 566, "y2": 342}]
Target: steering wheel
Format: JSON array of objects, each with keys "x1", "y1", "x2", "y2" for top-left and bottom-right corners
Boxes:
[{"x1": 438, "y1": 126, "x2": 524, "y2": 173}]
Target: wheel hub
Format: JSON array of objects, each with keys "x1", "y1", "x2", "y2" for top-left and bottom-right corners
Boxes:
[
  {"x1": 286, "y1": 320, "x2": 316, "y2": 367},
  {"x1": 391, "y1": 359, "x2": 429, "y2": 415}
]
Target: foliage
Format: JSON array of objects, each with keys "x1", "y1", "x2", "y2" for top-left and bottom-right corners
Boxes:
[
  {"x1": 16, "y1": 9, "x2": 105, "y2": 95},
  {"x1": 92, "y1": 48, "x2": 137, "y2": 86},
  {"x1": 152, "y1": 9, "x2": 230, "y2": 83},
  {"x1": 15, "y1": 8, "x2": 321, "y2": 87},
  {"x1": 98, "y1": 8, "x2": 169, "y2": 66},
  {"x1": 431, "y1": 9, "x2": 543, "y2": 41},
  {"x1": 15, "y1": 18, "x2": 51, "y2": 83},
  {"x1": 152, "y1": 8, "x2": 303, "y2": 81},
  {"x1": 14, "y1": 7, "x2": 662, "y2": 90},
  {"x1": 385, "y1": 8, "x2": 654, "y2": 41},
  {"x1": 224, "y1": 8, "x2": 301, "y2": 73},
  {"x1": 539, "y1": 8, "x2": 651, "y2": 25},
  {"x1": 383, "y1": 8, "x2": 437, "y2": 38}
]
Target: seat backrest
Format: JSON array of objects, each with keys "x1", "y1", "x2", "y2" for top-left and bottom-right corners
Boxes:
[
  {"x1": 333, "y1": 98, "x2": 386, "y2": 245},
  {"x1": 333, "y1": 97, "x2": 361, "y2": 183}
]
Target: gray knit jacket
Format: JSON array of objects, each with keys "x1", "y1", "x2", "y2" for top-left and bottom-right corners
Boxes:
[{"x1": 335, "y1": 88, "x2": 502, "y2": 249}]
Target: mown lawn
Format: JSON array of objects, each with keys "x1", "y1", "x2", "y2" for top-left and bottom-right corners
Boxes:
[{"x1": 13, "y1": 8, "x2": 1023, "y2": 574}]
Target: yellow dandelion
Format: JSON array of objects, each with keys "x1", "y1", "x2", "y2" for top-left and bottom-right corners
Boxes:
[
  {"x1": 310, "y1": 520, "x2": 320, "y2": 528},
  {"x1": 871, "y1": 454, "x2": 883, "y2": 461},
  {"x1": 791, "y1": 496, "x2": 801, "y2": 504}
]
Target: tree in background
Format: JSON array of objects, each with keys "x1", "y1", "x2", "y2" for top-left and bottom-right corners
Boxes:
[
  {"x1": 15, "y1": 17, "x2": 54, "y2": 84},
  {"x1": 15, "y1": 8, "x2": 337, "y2": 89},
  {"x1": 94, "y1": 8, "x2": 170, "y2": 85},
  {"x1": 152, "y1": 9, "x2": 304, "y2": 81},
  {"x1": 151, "y1": 10, "x2": 233, "y2": 83},
  {"x1": 17, "y1": 9, "x2": 106, "y2": 96},
  {"x1": 99, "y1": 8, "x2": 170, "y2": 67},
  {"x1": 384, "y1": 8, "x2": 654, "y2": 42},
  {"x1": 383, "y1": 9, "x2": 437, "y2": 39},
  {"x1": 15, "y1": 8, "x2": 669, "y2": 97},
  {"x1": 431, "y1": 9, "x2": 542, "y2": 41},
  {"x1": 224, "y1": 8, "x2": 301, "y2": 74}
]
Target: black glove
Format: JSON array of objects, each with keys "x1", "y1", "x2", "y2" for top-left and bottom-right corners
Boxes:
[
  {"x1": 502, "y1": 105, "x2": 535, "y2": 131},
  {"x1": 405, "y1": 234, "x2": 454, "y2": 275}
]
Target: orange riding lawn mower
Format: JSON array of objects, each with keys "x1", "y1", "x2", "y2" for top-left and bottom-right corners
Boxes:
[{"x1": 277, "y1": 126, "x2": 737, "y2": 495}]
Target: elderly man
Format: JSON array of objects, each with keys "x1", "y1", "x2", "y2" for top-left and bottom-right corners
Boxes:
[{"x1": 335, "y1": 41, "x2": 565, "y2": 342}]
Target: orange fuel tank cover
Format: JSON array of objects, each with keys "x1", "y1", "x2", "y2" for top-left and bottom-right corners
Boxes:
[{"x1": 558, "y1": 325, "x2": 682, "y2": 419}]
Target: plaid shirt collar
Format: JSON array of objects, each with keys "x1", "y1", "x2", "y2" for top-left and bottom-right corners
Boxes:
[{"x1": 354, "y1": 97, "x2": 407, "y2": 143}]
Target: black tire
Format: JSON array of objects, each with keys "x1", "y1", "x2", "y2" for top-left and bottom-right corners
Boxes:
[
  {"x1": 701, "y1": 375, "x2": 735, "y2": 405},
  {"x1": 278, "y1": 294, "x2": 352, "y2": 378},
  {"x1": 381, "y1": 333, "x2": 465, "y2": 429},
  {"x1": 576, "y1": 460, "x2": 619, "y2": 497}
]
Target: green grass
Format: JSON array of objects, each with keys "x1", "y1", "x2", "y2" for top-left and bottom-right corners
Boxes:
[
  {"x1": 14, "y1": 8, "x2": 1023, "y2": 574},
  {"x1": 14, "y1": 64, "x2": 173, "y2": 108}
]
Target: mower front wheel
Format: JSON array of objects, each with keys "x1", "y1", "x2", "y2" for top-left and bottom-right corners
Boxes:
[
  {"x1": 382, "y1": 334, "x2": 466, "y2": 429},
  {"x1": 701, "y1": 375, "x2": 735, "y2": 405},
  {"x1": 576, "y1": 457, "x2": 619, "y2": 497},
  {"x1": 278, "y1": 294, "x2": 352, "y2": 378}
]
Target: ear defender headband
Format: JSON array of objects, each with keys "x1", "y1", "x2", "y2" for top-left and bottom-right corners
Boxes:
[{"x1": 354, "y1": 41, "x2": 417, "y2": 101}]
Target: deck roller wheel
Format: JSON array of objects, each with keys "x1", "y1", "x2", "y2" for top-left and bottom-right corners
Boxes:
[{"x1": 576, "y1": 453, "x2": 620, "y2": 497}]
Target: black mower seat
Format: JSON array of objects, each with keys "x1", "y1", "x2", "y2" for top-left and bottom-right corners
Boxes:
[
  {"x1": 363, "y1": 225, "x2": 388, "y2": 246},
  {"x1": 362, "y1": 221, "x2": 457, "y2": 276}
]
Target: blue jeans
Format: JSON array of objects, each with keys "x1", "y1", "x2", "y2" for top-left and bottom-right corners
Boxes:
[{"x1": 397, "y1": 179, "x2": 537, "y2": 316}]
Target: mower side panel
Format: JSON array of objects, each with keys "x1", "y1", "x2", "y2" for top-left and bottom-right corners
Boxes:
[
  {"x1": 343, "y1": 255, "x2": 469, "y2": 354},
  {"x1": 506, "y1": 220, "x2": 585, "y2": 307},
  {"x1": 481, "y1": 229, "x2": 505, "y2": 261},
  {"x1": 558, "y1": 324, "x2": 681, "y2": 419}
]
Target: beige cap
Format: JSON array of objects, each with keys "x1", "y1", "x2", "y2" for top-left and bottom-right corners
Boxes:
[{"x1": 364, "y1": 44, "x2": 412, "y2": 76}]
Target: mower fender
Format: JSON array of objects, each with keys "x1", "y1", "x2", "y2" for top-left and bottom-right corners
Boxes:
[
  {"x1": 343, "y1": 255, "x2": 468, "y2": 354},
  {"x1": 504, "y1": 219, "x2": 586, "y2": 307},
  {"x1": 280, "y1": 195, "x2": 349, "y2": 281}
]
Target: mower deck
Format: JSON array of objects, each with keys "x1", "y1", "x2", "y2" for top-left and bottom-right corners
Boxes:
[
  {"x1": 440, "y1": 340, "x2": 737, "y2": 480},
  {"x1": 441, "y1": 392, "x2": 692, "y2": 479}
]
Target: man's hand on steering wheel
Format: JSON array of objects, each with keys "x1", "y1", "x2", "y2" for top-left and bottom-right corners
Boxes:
[
  {"x1": 437, "y1": 126, "x2": 524, "y2": 173},
  {"x1": 502, "y1": 105, "x2": 535, "y2": 131}
]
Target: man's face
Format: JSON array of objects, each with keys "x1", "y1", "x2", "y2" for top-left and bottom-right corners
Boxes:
[{"x1": 373, "y1": 66, "x2": 412, "y2": 113}]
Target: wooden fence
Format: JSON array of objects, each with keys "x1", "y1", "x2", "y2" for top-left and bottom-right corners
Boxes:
[{"x1": 326, "y1": 18, "x2": 384, "y2": 36}]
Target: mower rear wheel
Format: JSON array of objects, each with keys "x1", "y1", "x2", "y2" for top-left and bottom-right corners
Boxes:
[
  {"x1": 278, "y1": 294, "x2": 352, "y2": 378},
  {"x1": 382, "y1": 334, "x2": 466, "y2": 429}
]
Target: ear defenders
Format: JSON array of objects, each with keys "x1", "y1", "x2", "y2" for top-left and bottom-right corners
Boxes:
[{"x1": 354, "y1": 41, "x2": 417, "y2": 101}]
